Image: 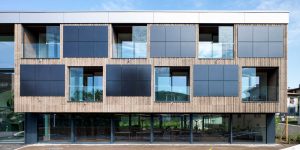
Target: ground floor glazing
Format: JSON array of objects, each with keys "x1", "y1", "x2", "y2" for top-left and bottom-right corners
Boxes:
[{"x1": 25, "y1": 113, "x2": 275, "y2": 144}]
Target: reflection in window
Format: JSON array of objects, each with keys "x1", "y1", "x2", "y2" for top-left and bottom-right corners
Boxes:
[
  {"x1": 153, "y1": 114, "x2": 190, "y2": 142},
  {"x1": 37, "y1": 114, "x2": 71, "y2": 142},
  {"x1": 114, "y1": 114, "x2": 151, "y2": 142},
  {"x1": 75, "y1": 114, "x2": 110, "y2": 142},
  {"x1": 112, "y1": 25, "x2": 147, "y2": 58},
  {"x1": 242, "y1": 68, "x2": 278, "y2": 102},
  {"x1": 23, "y1": 24, "x2": 60, "y2": 58},
  {"x1": 0, "y1": 71, "x2": 24, "y2": 142},
  {"x1": 232, "y1": 114, "x2": 266, "y2": 143},
  {"x1": 193, "y1": 114, "x2": 230, "y2": 143},
  {"x1": 199, "y1": 26, "x2": 233, "y2": 59},
  {"x1": 69, "y1": 67, "x2": 103, "y2": 102},
  {"x1": 0, "y1": 25, "x2": 14, "y2": 69},
  {"x1": 155, "y1": 67, "x2": 190, "y2": 102}
]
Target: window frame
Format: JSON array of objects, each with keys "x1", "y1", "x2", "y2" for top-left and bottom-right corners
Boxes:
[
  {"x1": 69, "y1": 66, "x2": 103, "y2": 102},
  {"x1": 241, "y1": 67, "x2": 279, "y2": 102},
  {"x1": 112, "y1": 24, "x2": 148, "y2": 59},
  {"x1": 22, "y1": 24, "x2": 60, "y2": 59},
  {"x1": 198, "y1": 24, "x2": 234, "y2": 59},
  {"x1": 155, "y1": 66, "x2": 190, "y2": 102}
]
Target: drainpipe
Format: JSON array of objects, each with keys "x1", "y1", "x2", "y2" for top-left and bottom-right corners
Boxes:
[{"x1": 285, "y1": 115, "x2": 288, "y2": 143}]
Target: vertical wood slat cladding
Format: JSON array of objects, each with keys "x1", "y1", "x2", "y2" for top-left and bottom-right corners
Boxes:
[{"x1": 14, "y1": 23, "x2": 287, "y2": 113}]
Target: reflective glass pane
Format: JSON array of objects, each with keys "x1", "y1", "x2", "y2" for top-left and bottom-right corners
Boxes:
[
  {"x1": 134, "y1": 42, "x2": 147, "y2": 58},
  {"x1": 114, "y1": 114, "x2": 151, "y2": 142},
  {"x1": 0, "y1": 42, "x2": 14, "y2": 69},
  {"x1": 193, "y1": 114, "x2": 230, "y2": 143},
  {"x1": 70, "y1": 68, "x2": 83, "y2": 101},
  {"x1": 222, "y1": 43, "x2": 234, "y2": 58},
  {"x1": 69, "y1": 67, "x2": 103, "y2": 102},
  {"x1": 0, "y1": 71, "x2": 24, "y2": 142},
  {"x1": 219, "y1": 26, "x2": 233, "y2": 43},
  {"x1": 37, "y1": 114, "x2": 71, "y2": 142},
  {"x1": 121, "y1": 41, "x2": 134, "y2": 58},
  {"x1": 153, "y1": 114, "x2": 190, "y2": 142},
  {"x1": 113, "y1": 25, "x2": 147, "y2": 58},
  {"x1": 75, "y1": 114, "x2": 110, "y2": 142},
  {"x1": 0, "y1": 25, "x2": 14, "y2": 69},
  {"x1": 212, "y1": 43, "x2": 222, "y2": 58},
  {"x1": 23, "y1": 25, "x2": 60, "y2": 58},
  {"x1": 133, "y1": 26, "x2": 147, "y2": 42},
  {"x1": 198, "y1": 42, "x2": 212, "y2": 58},
  {"x1": 46, "y1": 26, "x2": 60, "y2": 58},
  {"x1": 242, "y1": 68, "x2": 278, "y2": 102},
  {"x1": 155, "y1": 67, "x2": 190, "y2": 102},
  {"x1": 232, "y1": 114, "x2": 266, "y2": 143},
  {"x1": 199, "y1": 26, "x2": 233, "y2": 59}
]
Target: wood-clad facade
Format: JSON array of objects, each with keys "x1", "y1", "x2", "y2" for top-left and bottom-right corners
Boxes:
[{"x1": 14, "y1": 23, "x2": 287, "y2": 113}]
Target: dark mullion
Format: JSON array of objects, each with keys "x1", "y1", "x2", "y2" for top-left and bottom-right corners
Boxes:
[
  {"x1": 229, "y1": 114, "x2": 233, "y2": 144},
  {"x1": 190, "y1": 114, "x2": 193, "y2": 144},
  {"x1": 150, "y1": 114, "x2": 154, "y2": 143},
  {"x1": 110, "y1": 114, "x2": 115, "y2": 143}
]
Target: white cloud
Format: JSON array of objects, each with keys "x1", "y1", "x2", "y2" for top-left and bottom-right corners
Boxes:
[
  {"x1": 255, "y1": 0, "x2": 300, "y2": 46},
  {"x1": 254, "y1": 0, "x2": 300, "y2": 88},
  {"x1": 89, "y1": 0, "x2": 137, "y2": 11}
]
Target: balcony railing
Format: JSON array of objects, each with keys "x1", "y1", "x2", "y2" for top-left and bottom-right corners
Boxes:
[
  {"x1": 69, "y1": 86, "x2": 103, "y2": 102},
  {"x1": 242, "y1": 85, "x2": 278, "y2": 102},
  {"x1": 198, "y1": 42, "x2": 233, "y2": 59},
  {"x1": 155, "y1": 85, "x2": 190, "y2": 102},
  {"x1": 113, "y1": 41, "x2": 147, "y2": 58},
  {"x1": 23, "y1": 43, "x2": 60, "y2": 58}
]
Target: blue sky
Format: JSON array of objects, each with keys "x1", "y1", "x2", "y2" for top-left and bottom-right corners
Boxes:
[{"x1": 1, "y1": 0, "x2": 299, "y2": 88}]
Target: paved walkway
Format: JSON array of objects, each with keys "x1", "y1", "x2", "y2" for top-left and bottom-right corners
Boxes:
[
  {"x1": 15, "y1": 144, "x2": 296, "y2": 150},
  {"x1": 0, "y1": 144, "x2": 23, "y2": 150},
  {"x1": 281, "y1": 144, "x2": 300, "y2": 150}
]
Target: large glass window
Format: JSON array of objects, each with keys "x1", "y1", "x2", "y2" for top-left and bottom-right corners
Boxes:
[
  {"x1": 114, "y1": 114, "x2": 151, "y2": 142},
  {"x1": 155, "y1": 67, "x2": 190, "y2": 102},
  {"x1": 75, "y1": 114, "x2": 110, "y2": 142},
  {"x1": 0, "y1": 25, "x2": 14, "y2": 69},
  {"x1": 0, "y1": 71, "x2": 24, "y2": 143},
  {"x1": 23, "y1": 25, "x2": 60, "y2": 58},
  {"x1": 193, "y1": 114, "x2": 230, "y2": 143},
  {"x1": 112, "y1": 25, "x2": 147, "y2": 58},
  {"x1": 37, "y1": 114, "x2": 71, "y2": 142},
  {"x1": 69, "y1": 67, "x2": 103, "y2": 102},
  {"x1": 153, "y1": 114, "x2": 190, "y2": 142},
  {"x1": 242, "y1": 67, "x2": 278, "y2": 102},
  {"x1": 199, "y1": 25, "x2": 233, "y2": 59},
  {"x1": 232, "y1": 114, "x2": 266, "y2": 143}
]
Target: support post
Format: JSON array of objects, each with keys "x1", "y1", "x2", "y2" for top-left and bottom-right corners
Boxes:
[
  {"x1": 266, "y1": 113, "x2": 276, "y2": 144},
  {"x1": 190, "y1": 114, "x2": 193, "y2": 144},
  {"x1": 150, "y1": 114, "x2": 154, "y2": 143},
  {"x1": 71, "y1": 114, "x2": 75, "y2": 143},
  {"x1": 111, "y1": 114, "x2": 115, "y2": 143},
  {"x1": 25, "y1": 113, "x2": 38, "y2": 144},
  {"x1": 285, "y1": 115, "x2": 288, "y2": 143},
  {"x1": 229, "y1": 114, "x2": 233, "y2": 144}
]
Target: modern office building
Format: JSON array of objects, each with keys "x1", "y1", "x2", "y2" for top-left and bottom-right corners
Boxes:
[{"x1": 0, "y1": 11, "x2": 288, "y2": 144}]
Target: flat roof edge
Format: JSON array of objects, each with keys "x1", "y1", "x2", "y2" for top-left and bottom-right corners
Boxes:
[
  {"x1": 0, "y1": 11, "x2": 289, "y2": 24},
  {"x1": 0, "y1": 10, "x2": 290, "y2": 13}
]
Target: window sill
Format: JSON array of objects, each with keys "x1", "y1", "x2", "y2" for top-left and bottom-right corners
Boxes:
[
  {"x1": 111, "y1": 58, "x2": 147, "y2": 59},
  {"x1": 67, "y1": 100, "x2": 103, "y2": 103},
  {"x1": 198, "y1": 58, "x2": 234, "y2": 60},
  {"x1": 242, "y1": 100, "x2": 279, "y2": 103},
  {"x1": 21, "y1": 58, "x2": 60, "y2": 59},
  {"x1": 155, "y1": 101, "x2": 190, "y2": 103}
]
